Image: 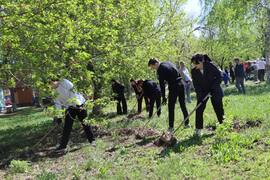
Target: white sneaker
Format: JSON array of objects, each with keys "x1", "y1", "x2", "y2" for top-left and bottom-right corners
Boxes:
[{"x1": 194, "y1": 129, "x2": 202, "y2": 137}]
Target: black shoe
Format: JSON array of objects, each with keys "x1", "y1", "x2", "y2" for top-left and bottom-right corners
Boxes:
[{"x1": 53, "y1": 146, "x2": 67, "y2": 154}]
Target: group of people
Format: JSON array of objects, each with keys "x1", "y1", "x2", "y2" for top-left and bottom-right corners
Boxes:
[
  {"x1": 50, "y1": 54, "x2": 225, "y2": 152},
  {"x1": 111, "y1": 55, "x2": 224, "y2": 135},
  {"x1": 223, "y1": 57, "x2": 267, "y2": 94}
]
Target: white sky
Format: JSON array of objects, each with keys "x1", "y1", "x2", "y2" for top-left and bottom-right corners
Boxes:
[
  {"x1": 183, "y1": 0, "x2": 202, "y2": 19},
  {"x1": 182, "y1": 0, "x2": 202, "y2": 37}
]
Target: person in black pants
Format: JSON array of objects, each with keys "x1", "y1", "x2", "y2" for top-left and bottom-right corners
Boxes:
[
  {"x1": 137, "y1": 80, "x2": 161, "y2": 118},
  {"x1": 130, "y1": 79, "x2": 150, "y2": 113},
  {"x1": 191, "y1": 54, "x2": 224, "y2": 136},
  {"x1": 234, "y1": 58, "x2": 246, "y2": 94},
  {"x1": 51, "y1": 78, "x2": 94, "y2": 152},
  {"x1": 148, "y1": 58, "x2": 189, "y2": 131},
  {"x1": 111, "y1": 79, "x2": 128, "y2": 115}
]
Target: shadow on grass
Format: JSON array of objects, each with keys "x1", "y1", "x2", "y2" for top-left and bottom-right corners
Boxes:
[
  {"x1": 159, "y1": 133, "x2": 214, "y2": 158},
  {"x1": 0, "y1": 120, "x2": 91, "y2": 169}
]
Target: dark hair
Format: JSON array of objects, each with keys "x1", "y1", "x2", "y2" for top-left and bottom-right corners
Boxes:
[
  {"x1": 234, "y1": 58, "x2": 240, "y2": 62},
  {"x1": 203, "y1": 54, "x2": 212, "y2": 62},
  {"x1": 130, "y1": 79, "x2": 135, "y2": 82},
  {"x1": 148, "y1": 58, "x2": 159, "y2": 66},
  {"x1": 191, "y1": 54, "x2": 212, "y2": 64},
  {"x1": 111, "y1": 79, "x2": 117, "y2": 83},
  {"x1": 137, "y1": 79, "x2": 144, "y2": 85}
]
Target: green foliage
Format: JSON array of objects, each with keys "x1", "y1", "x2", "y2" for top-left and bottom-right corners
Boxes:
[
  {"x1": 9, "y1": 160, "x2": 31, "y2": 174},
  {"x1": 0, "y1": 0, "x2": 200, "y2": 101},
  {"x1": 36, "y1": 171, "x2": 57, "y2": 180},
  {"x1": 72, "y1": 168, "x2": 82, "y2": 180},
  {"x1": 201, "y1": 0, "x2": 266, "y2": 65}
]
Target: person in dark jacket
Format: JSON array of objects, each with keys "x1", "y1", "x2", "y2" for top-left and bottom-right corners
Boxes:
[
  {"x1": 111, "y1": 79, "x2": 127, "y2": 115},
  {"x1": 148, "y1": 58, "x2": 189, "y2": 131},
  {"x1": 191, "y1": 54, "x2": 224, "y2": 136},
  {"x1": 234, "y1": 58, "x2": 246, "y2": 94},
  {"x1": 130, "y1": 79, "x2": 150, "y2": 113},
  {"x1": 137, "y1": 79, "x2": 161, "y2": 118}
]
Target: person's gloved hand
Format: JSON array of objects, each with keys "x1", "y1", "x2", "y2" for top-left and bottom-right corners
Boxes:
[
  {"x1": 162, "y1": 97, "x2": 167, "y2": 105},
  {"x1": 53, "y1": 117, "x2": 62, "y2": 125}
]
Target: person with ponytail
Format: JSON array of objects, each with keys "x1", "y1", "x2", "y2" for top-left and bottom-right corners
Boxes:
[{"x1": 191, "y1": 54, "x2": 224, "y2": 136}]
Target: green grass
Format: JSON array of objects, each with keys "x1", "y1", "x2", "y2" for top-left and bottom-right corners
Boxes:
[{"x1": 1, "y1": 82, "x2": 270, "y2": 179}]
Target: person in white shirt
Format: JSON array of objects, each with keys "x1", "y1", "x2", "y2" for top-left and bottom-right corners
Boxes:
[
  {"x1": 256, "y1": 58, "x2": 266, "y2": 81},
  {"x1": 51, "y1": 78, "x2": 94, "y2": 152},
  {"x1": 179, "y1": 62, "x2": 192, "y2": 103}
]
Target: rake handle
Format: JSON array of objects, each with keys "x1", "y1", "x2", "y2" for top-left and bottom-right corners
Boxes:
[
  {"x1": 173, "y1": 93, "x2": 211, "y2": 134},
  {"x1": 143, "y1": 104, "x2": 162, "y2": 128}
]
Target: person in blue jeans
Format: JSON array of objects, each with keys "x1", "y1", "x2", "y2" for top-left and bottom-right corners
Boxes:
[{"x1": 179, "y1": 62, "x2": 192, "y2": 103}]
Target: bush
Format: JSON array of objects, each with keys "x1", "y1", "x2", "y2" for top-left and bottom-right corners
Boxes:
[
  {"x1": 211, "y1": 117, "x2": 243, "y2": 164},
  {"x1": 9, "y1": 160, "x2": 31, "y2": 174},
  {"x1": 37, "y1": 171, "x2": 57, "y2": 180}
]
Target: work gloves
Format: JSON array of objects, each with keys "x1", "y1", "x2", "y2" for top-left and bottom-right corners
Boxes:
[
  {"x1": 53, "y1": 117, "x2": 62, "y2": 125},
  {"x1": 162, "y1": 97, "x2": 167, "y2": 105}
]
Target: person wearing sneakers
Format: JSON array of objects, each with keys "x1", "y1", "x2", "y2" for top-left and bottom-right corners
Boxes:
[
  {"x1": 148, "y1": 58, "x2": 189, "y2": 132},
  {"x1": 50, "y1": 78, "x2": 95, "y2": 152},
  {"x1": 191, "y1": 54, "x2": 224, "y2": 136}
]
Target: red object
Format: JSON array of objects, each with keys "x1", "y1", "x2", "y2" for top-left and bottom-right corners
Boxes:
[{"x1": 5, "y1": 98, "x2": 12, "y2": 106}]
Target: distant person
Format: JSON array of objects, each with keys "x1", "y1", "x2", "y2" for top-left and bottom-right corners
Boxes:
[
  {"x1": 50, "y1": 78, "x2": 95, "y2": 152},
  {"x1": 229, "y1": 62, "x2": 235, "y2": 84},
  {"x1": 223, "y1": 67, "x2": 230, "y2": 87},
  {"x1": 137, "y1": 80, "x2": 161, "y2": 118},
  {"x1": 148, "y1": 58, "x2": 189, "y2": 131},
  {"x1": 252, "y1": 62, "x2": 259, "y2": 82},
  {"x1": 256, "y1": 58, "x2": 266, "y2": 81},
  {"x1": 130, "y1": 79, "x2": 149, "y2": 113},
  {"x1": 234, "y1": 58, "x2": 246, "y2": 94},
  {"x1": 179, "y1": 61, "x2": 192, "y2": 103},
  {"x1": 243, "y1": 62, "x2": 249, "y2": 80},
  {"x1": 245, "y1": 62, "x2": 252, "y2": 80},
  {"x1": 111, "y1": 79, "x2": 128, "y2": 115},
  {"x1": 191, "y1": 54, "x2": 224, "y2": 136}
]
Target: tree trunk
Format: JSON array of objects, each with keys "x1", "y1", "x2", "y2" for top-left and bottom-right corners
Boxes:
[
  {"x1": 265, "y1": 8, "x2": 270, "y2": 83},
  {"x1": 92, "y1": 78, "x2": 103, "y2": 116}
]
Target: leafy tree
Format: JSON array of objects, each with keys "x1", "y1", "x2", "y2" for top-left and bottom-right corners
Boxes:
[
  {"x1": 0, "y1": 0, "x2": 200, "y2": 113},
  {"x1": 200, "y1": 0, "x2": 270, "y2": 75}
]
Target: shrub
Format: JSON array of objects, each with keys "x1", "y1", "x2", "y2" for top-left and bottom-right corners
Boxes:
[
  {"x1": 9, "y1": 160, "x2": 31, "y2": 174},
  {"x1": 37, "y1": 171, "x2": 57, "y2": 180}
]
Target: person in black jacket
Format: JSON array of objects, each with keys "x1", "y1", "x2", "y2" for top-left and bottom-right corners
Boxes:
[
  {"x1": 130, "y1": 79, "x2": 150, "y2": 113},
  {"x1": 137, "y1": 79, "x2": 161, "y2": 118},
  {"x1": 111, "y1": 79, "x2": 127, "y2": 115},
  {"x1": 234, "y1": 58, "x2": 246, "y2": 94},
  {"x1": 191, "y1": 54, "x2": 224, "y2": 136},
  {"x1": 148, "y1": 58, "x2": 189, "y2": 131}
]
